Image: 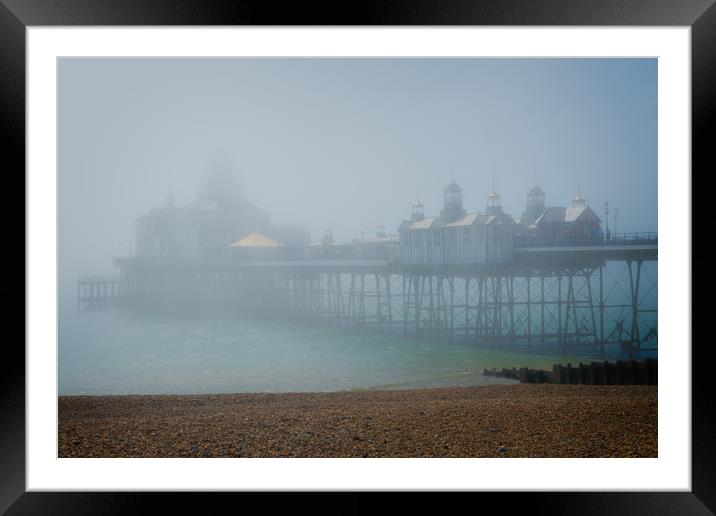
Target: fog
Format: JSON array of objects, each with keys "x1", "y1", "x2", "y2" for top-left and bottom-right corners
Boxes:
[
  {"x1": 57, "y1": 58, "x2": 659, "y2": 394},
  {"x1": 59, "y1": 57, "x2": 657, "y2": 286}
]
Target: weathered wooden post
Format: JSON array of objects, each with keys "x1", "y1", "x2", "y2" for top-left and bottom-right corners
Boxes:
[
  {"x1": 616, "y1": 360, "x2": 625, "y2": 385},
  {"x1": 636, "y1": 360, "x2": 648, "y2": 385},
  {"x1": 605, "y1": 361, "x2": 617, "y2": 385},
  {"x1": 518, "y1": 367, "x2": 528, "y2": 383},
  {"x1": 579, "y1": 363, "x2": 590, "y2": 385},
  {"x1": 594, "y1": 361, "x2": 607, "y2": 385},
  {"x1": 646, "y1": 359, "x2": 658, "y2": 385}
]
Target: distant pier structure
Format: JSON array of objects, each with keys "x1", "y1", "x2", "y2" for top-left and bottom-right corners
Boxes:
[
  {"x1": 77, "y1": 276, "x2": 123, "y2": 308},
  {"x1": 79, "y1": 178, "x2": 657, "y2": 356}
]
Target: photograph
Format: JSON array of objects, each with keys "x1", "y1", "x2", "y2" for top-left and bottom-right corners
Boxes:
[
  {"x1": 57, "y1": 57, "x2": 659, "y2": 459},
  {"x1": 3, "y1": 0, "x2": 706, "y2": 507}
]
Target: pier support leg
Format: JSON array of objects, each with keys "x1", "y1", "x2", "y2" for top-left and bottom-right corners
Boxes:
[
  {"x1": 599, "y1": 264, "x2": 605, "y2": 356},
  {"x1": 527, "y1": 276, "x2": 532, "y2": 351}
]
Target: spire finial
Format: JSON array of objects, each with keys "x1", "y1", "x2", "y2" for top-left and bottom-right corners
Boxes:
[
  {"x1": 573, "y1": 177, "x2": 586, "y2": 207},
  {"x1": 614, "y1": 208, "x2": 619, "y2": 236},
  {"x1": 411, "y1": 177, "x2": 425, "y2": 221}
]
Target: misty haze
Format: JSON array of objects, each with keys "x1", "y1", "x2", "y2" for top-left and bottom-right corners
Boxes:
[{"x1": 58, "y1": 58, "x2": 658, "y2": 458}]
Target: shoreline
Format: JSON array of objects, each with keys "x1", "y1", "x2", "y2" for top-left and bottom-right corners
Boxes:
[
  {"x1": 59, "y1": 384, "x2": 657, "y2": 458},
  {"x1": 58, "y1": 372, "x2": 520, "y2": 397}
]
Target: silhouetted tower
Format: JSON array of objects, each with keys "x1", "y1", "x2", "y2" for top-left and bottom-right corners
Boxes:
[
  {"x1": 486, "y1": 176, "x2": 503, "y2": 215},
  {"x1": 440, "y1": 180, "x2": 466, "y2": 222},
  {"x1": 614, "y1": 208, "x2": 619, "y2": 236},
  {"x1": 524, "y1": 185, "x2": 546, "y2": 223}
]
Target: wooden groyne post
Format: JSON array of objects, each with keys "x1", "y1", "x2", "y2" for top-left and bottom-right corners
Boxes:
[{"x1": 551, "y1": 359, "x2": 656, "y2": 385}]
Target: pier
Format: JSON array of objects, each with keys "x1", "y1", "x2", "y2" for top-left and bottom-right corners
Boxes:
[
  {"x1": 77, "y1": 174, "x2": 658, "y2": 357},
  {"x1": 78, "y1": 239, "x2": 657, "y2": 357}
]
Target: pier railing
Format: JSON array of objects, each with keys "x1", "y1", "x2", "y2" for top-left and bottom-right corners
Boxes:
[
  {"x1": 77, "y1": 275, "x2": 123, "y2": 308},
  {"x1": 514, "y1": 232, "x2": 657, "y2": 248},
  {"x1": 605, "y1": 232, "x2": 658, "y2": 245}
]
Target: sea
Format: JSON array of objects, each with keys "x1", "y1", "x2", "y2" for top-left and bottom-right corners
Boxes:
[{"x1": 58, "y1": 301, "x2": 651, "y2": 395}]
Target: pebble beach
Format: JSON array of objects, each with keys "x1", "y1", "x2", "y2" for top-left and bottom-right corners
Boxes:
[{"x1": 58, "y1": 384, "x2": 657, "y2": 458}]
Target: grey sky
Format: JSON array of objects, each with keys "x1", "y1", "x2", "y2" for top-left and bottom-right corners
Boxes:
[{"x1": 58, "y1": 57, "x2": 657, "y2": 280}]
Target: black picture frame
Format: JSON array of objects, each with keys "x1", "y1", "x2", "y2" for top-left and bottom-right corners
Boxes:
[{"x1": 3, "y1": 0, "x2": 709, "y2": 513}]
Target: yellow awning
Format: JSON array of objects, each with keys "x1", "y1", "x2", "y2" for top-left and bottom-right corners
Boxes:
[{"x1": 230, "y1": 233, "x2": 283, "y2": 248}]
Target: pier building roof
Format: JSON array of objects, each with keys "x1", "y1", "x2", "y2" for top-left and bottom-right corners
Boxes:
[
  {"x1": 408, "y1": 217, "x2": 444, "y2": 230},
  {"x1": 230, "y1": 233, "x2": 283, "y2": 247},
  {"x1": 535, "y1": 206, "x2": 601, "y2": 224},
  {"x1": 445, "y1": 213, "x2": 480, "y2": 227},
  {"x1": 444, "y1": 212, "x2": 515, "y2": 227}
]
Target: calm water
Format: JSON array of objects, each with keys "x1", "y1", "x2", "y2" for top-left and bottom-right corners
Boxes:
[{"x1": 58, "y1": 302, "x2": 619, "y2": 395}]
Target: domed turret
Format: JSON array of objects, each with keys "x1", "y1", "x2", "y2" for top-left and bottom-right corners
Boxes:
[
  {"x1": 321, "y1": 228, "x2": 334, "y2": 246},
  {"x1": 527, "y1": 185, "x2": 545, "y2": 204},
  {"x1": 411, "y1": 180, "x2": 425, "y2": 222},
  {"x1": 440, "y1": 180, "x2": 466, "y2": 222},
  {"x1": 523, "y1": 184, "x2": 546, "y2": 223},
  {"x1": 486, "y1": 176, "x2": 503, "y2": 215}
]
